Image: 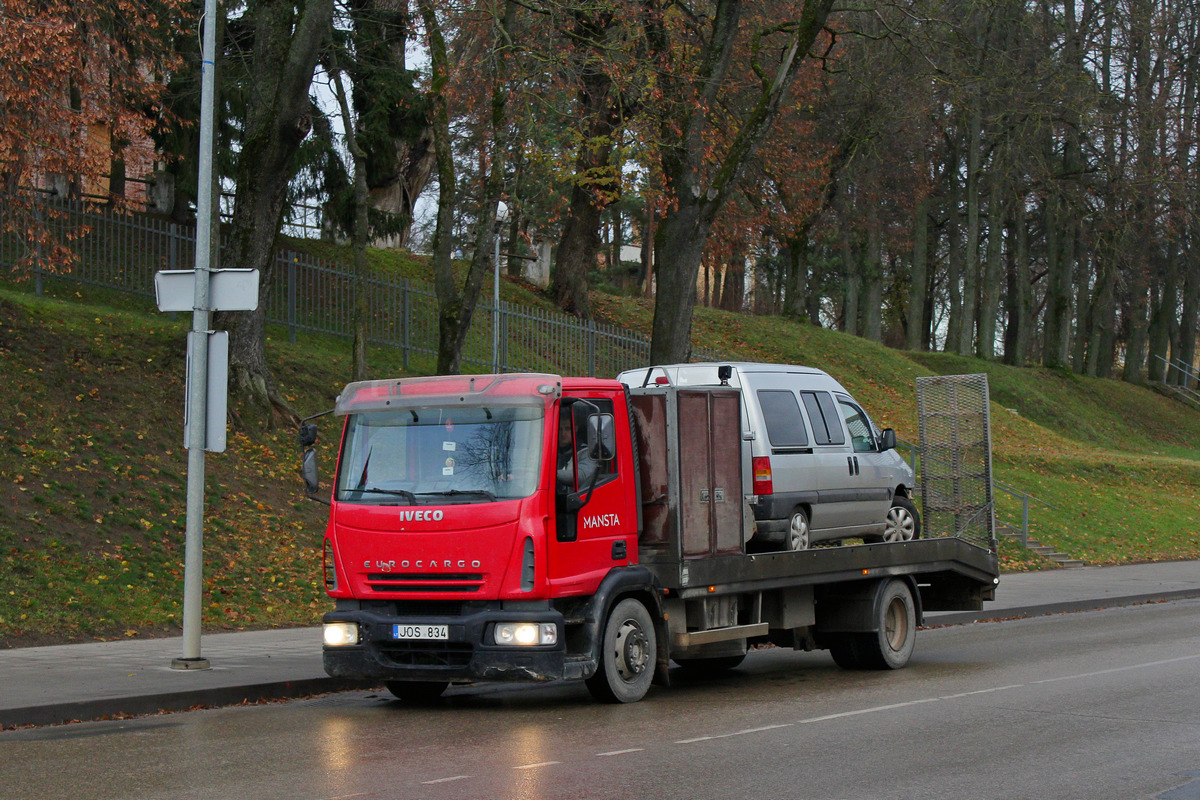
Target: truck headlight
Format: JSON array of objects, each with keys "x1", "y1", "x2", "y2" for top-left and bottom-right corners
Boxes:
[
  {"x1": 493, "y1": 622, "x2": 557, "y2": 646},
  {"x1": 324, "y1": 622, "x2": 359, "y2": 646}
]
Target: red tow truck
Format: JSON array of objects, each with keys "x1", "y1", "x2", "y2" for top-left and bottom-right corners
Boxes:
[{"x1": 300, "y1": 370, "x2": 998, "y2": 703}]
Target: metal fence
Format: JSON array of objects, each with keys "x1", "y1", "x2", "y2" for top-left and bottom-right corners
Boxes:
[
  {"x1": 1, "y1": 197, "x2": 727, "y2": 376},
  {"x1": 915, "y1": 373, "x2": 997, "y2": 552}
]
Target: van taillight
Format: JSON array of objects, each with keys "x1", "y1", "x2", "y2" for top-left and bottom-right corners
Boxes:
[{"x1": 752, "y1": 457, "x2": 773, "y2": 495}]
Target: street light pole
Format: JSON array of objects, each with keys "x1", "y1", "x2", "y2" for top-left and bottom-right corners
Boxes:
[
  {"x1": 491, "y1": 202, "x2": 508, "y2": 374},
  {"x1": 172, "y1": 0, "x2": 219, "y2": 671}
]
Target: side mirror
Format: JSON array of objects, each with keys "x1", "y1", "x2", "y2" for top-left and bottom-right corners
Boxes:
[
  {"x1": 301, "y1": 448, "x2": 328, "y2": 504},
  {"x1": 298, "y1": 423, "x2": 318, "y2": 448},
  {"x1": 587, "y1": 413, "x2": 616, "y2": 461},
  {"x1": 878, "y1": 428, "x2": 896, "y2": 452}
]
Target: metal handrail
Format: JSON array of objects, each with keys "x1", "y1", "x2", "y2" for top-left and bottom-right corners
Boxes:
[
  {"x1": 896, "y1": 438, "x2": 1051, "y2": 547},
  {"x1": 1154, "y1": 354, "x2": 1200, "y2": 389}
]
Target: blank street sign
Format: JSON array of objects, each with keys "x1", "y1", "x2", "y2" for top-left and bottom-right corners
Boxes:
[
  {"x1": 155, "y1": 269, "x2": 260, "y2": 312},
  {"x1": 183, "y1": 330, "x2": 228, "y2": 453}
]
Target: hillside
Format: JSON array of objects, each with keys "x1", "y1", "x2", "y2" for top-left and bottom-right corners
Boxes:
[{"x1": 2, "y1": 284, "x2": 1199, "y2": 648}]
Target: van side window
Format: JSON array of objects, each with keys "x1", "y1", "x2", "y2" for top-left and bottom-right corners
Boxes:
[
  {"x1": 800, "y1": 391, "x2": 846, "y2": 446},
  {"x1": 838, "y1": 400, "x2": 876, "y2": 453},
  {"x1": 756, "y1": 390, "x2": 809, "y2": 447}
]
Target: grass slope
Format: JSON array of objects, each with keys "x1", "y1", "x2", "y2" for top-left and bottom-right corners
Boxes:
[{"x1": 2, "y1": 274, "x2": 1199, "y2": 648}]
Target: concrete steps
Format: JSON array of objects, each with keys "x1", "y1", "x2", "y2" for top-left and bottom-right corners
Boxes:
[{"x1": 996, "y1": 521, "x2": 1084, "y2": 569}]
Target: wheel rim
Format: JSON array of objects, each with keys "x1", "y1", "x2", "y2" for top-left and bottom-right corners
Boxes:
[
  {"x1": 884, "y1": 597, "x2": 908, "y2": 651},
  {"x1": 614, "y1": 619, "x2": 650, "y2": 681},
  {"x1": 883, "y1": 506, "x2": 915, "y2": 542},
  {"x1": 788, "y1": 512, "x2": 810, "y2": 550}
]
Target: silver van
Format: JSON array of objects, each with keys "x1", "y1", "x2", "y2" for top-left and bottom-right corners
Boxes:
[{"x1": 617, "y1": 363, "x2": 919, "y2": 551}]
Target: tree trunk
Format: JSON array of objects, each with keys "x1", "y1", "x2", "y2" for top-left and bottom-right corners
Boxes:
[
  {"x1": 550, "y1": 9, "x2": 625, "y2": 319},
  {"x1": 977, "y1": 180, "x2": 1003, "y2": 359},
  {"x1": 350, "y1": 0, "x2": 434, "y2": 249},
  {"x1": 905, "y1": 197, "x2": 929, "y2": 351},
  {"x1": 945, "y1": 184, "x2": 964, "y2": 352},
  {"x1": 960, "y1": 105, "x2": 982, "y2": 355},
  {"x1": 645, "y1": 0, "x2": 835, "y2": 364},
  {"x1": 419, "y1": 0, "x2": 515, "y2": 374},
  {"x1": 220, "y1": 0, "x2": 333, "y2": 424},
  {"x1": 840, "y1": 229, "x2": 860, "y2": 337},
  {"x1": 785, "y1": 228, "x2": 810, "y2": 321},
  {"x1": 1087, "y1": 257, "x2": 1117, "y2": 378},
  {"x1": 862, "y1": 218, "x2": 882, "y2": 342},
  {"x1": 332, "y1": 63, "x2": 371, "y2": 381}
]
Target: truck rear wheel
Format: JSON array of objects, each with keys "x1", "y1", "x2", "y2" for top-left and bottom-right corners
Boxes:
[
  {"x1": 828, "y1": 579, "x2": 916, "y2": 671},
  {"x1": 385, "y1": 680, "x2": 449, "y2": 703},
  {"x1": 586, "y1": 598, "x2": 656, "y2": 703}
]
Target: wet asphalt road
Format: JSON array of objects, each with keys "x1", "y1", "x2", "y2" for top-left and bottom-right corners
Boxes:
[{"x1": 3, "y1": 599, "x2": 1199, "y2": 800}]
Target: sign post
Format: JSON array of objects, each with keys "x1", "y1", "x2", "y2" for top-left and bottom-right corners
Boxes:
[{"x1": 156, "y1": 0, "x2": 258, "y2": 667}]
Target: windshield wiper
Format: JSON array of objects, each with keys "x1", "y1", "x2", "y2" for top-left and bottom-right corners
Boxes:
[
  {"x1": 416, "y1": 489, "x2": 496, "y2": 502},
  {"x1": 342, "y1": 487, "x2": 418, "y2": 504}
]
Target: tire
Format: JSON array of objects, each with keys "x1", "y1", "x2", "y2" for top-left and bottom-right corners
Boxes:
[
  {"x1": 859, "y1": 579, "x2": 917, "y2": 670},
  {"x1": 586, "y1": 598, "x2": 657, "y2": 703},
  {"x1": 875, "y1": 496, "x2": 921, "y2": 544},
  {"x1": 674, "y1": 654, "x2": 746, "y2": 676},
  {"x1": 385, "y1": 680, "x2": 449, "y2": 703},
  {"x1": 827, "y1": 634, "x2": 865, "y2": 670},
  {"x1": 786, "y1": 508, "x2": 811, "y2": 551},
  {"x1": 826, "y1": 580, "x2": 917, "y2": 671}
]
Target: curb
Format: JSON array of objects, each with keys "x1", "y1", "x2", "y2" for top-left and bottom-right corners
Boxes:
[
  {"x1": 0, "y1": 677, "x2": 377, "y2": 730},
  {"x1": 923, "y1": 588, "x2": 1200, "y2": 627}
]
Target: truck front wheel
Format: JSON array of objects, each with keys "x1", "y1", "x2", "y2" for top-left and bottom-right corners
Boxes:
[
  {"x1": 586, "y1": 598, "x2": 657, "y2": 703},
  {"x1": 385, "y1": 680, "x2": 449, "y2": 703}
]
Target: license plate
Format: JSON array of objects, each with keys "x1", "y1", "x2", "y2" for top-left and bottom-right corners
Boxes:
[{"x1": 393, "y1": 624, "x2": 448, "y2": 641}]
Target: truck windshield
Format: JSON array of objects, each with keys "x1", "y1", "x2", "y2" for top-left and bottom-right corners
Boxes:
[{"x1": 336, "y1": 406, "x2": 544, "y2": 504}]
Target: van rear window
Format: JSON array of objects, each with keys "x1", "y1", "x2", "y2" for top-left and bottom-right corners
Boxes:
[
  {"x1": 801, "y1": 391, "x2": 846, "y2": 445},
  {"x1": 756, "y1": 390, "x2": 808, "y2": 447}
]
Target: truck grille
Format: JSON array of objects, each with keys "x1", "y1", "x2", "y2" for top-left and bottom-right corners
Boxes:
[
  {"x1": 376, "y1": 641, "x2": 473, "y2": 668},
  {"x1": 367, "y1": 573, "x2": 484, "y2": 593}
]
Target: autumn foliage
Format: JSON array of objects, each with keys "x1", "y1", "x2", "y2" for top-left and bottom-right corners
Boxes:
[{"x1": 0, "y1": 0, "x2": 187, "y2": 272}]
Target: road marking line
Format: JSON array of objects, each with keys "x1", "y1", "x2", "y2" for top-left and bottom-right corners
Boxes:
[
  {"x1": 797, "y1": 697, "x2": 941, "y2": 725},
  {"x1": 940, "y1": 685, "x2": 1026, "y2": 699},
  {"x1": 1031, "y1": 654, "x2": 1200, "y2": 685},
  {"x1": 670, "y1": 655, "x2": 1200, "y2": 749},
  {"x1": 421, "y1": 776, "x2": 470, "y2": 785},
  {"x1": 597, "y1": 748, "x2": 645, "y2": 757},
  {"x1": 514, "y1": 761, "x2": 561, "y2": 770},
  {"x1": 676, "y1": 723, "x2": 793, "y2": 744}
]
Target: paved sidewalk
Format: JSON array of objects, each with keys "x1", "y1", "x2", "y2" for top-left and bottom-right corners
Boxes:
[{"x1": 1, "y1": 560, "x2": 1197, "y2": 728}]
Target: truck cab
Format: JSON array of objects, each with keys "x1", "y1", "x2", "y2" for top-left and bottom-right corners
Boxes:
[{"x1": 313, "y1": 374, "x2": 652, "y2": 700}]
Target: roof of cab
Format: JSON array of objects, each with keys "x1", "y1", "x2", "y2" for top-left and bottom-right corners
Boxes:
[{"x1": 335, "y1": 373, "x2": 564, "y2": 414}]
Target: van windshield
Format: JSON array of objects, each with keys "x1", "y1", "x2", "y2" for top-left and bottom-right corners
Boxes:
[{"x1": 336, "y1": 406, "x2": 544, "y2": 504}]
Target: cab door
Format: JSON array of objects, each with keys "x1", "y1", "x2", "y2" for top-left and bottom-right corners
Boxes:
[{"x1": 548, "y1": 394, "x2": 637, "y2": 595}]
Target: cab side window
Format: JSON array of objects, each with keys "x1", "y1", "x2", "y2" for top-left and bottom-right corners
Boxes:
[{"x1": 838, "y1": 400, "x2": 876, "y2": 453}]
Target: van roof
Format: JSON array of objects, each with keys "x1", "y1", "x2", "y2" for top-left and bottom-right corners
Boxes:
[{"x1": 617, "y1": 362, "x2": 835, "y2": 388}]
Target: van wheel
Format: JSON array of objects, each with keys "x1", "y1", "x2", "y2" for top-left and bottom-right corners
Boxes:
[
  {"x1": 786, "y1": 509, "x2": 811, "y2": 551},
  {"x1": 586, "y1": 598, "x2": 656, "y2": 703},
  {"x1": 878, "y1": 496, "x2": 920, "y2": 543}
]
